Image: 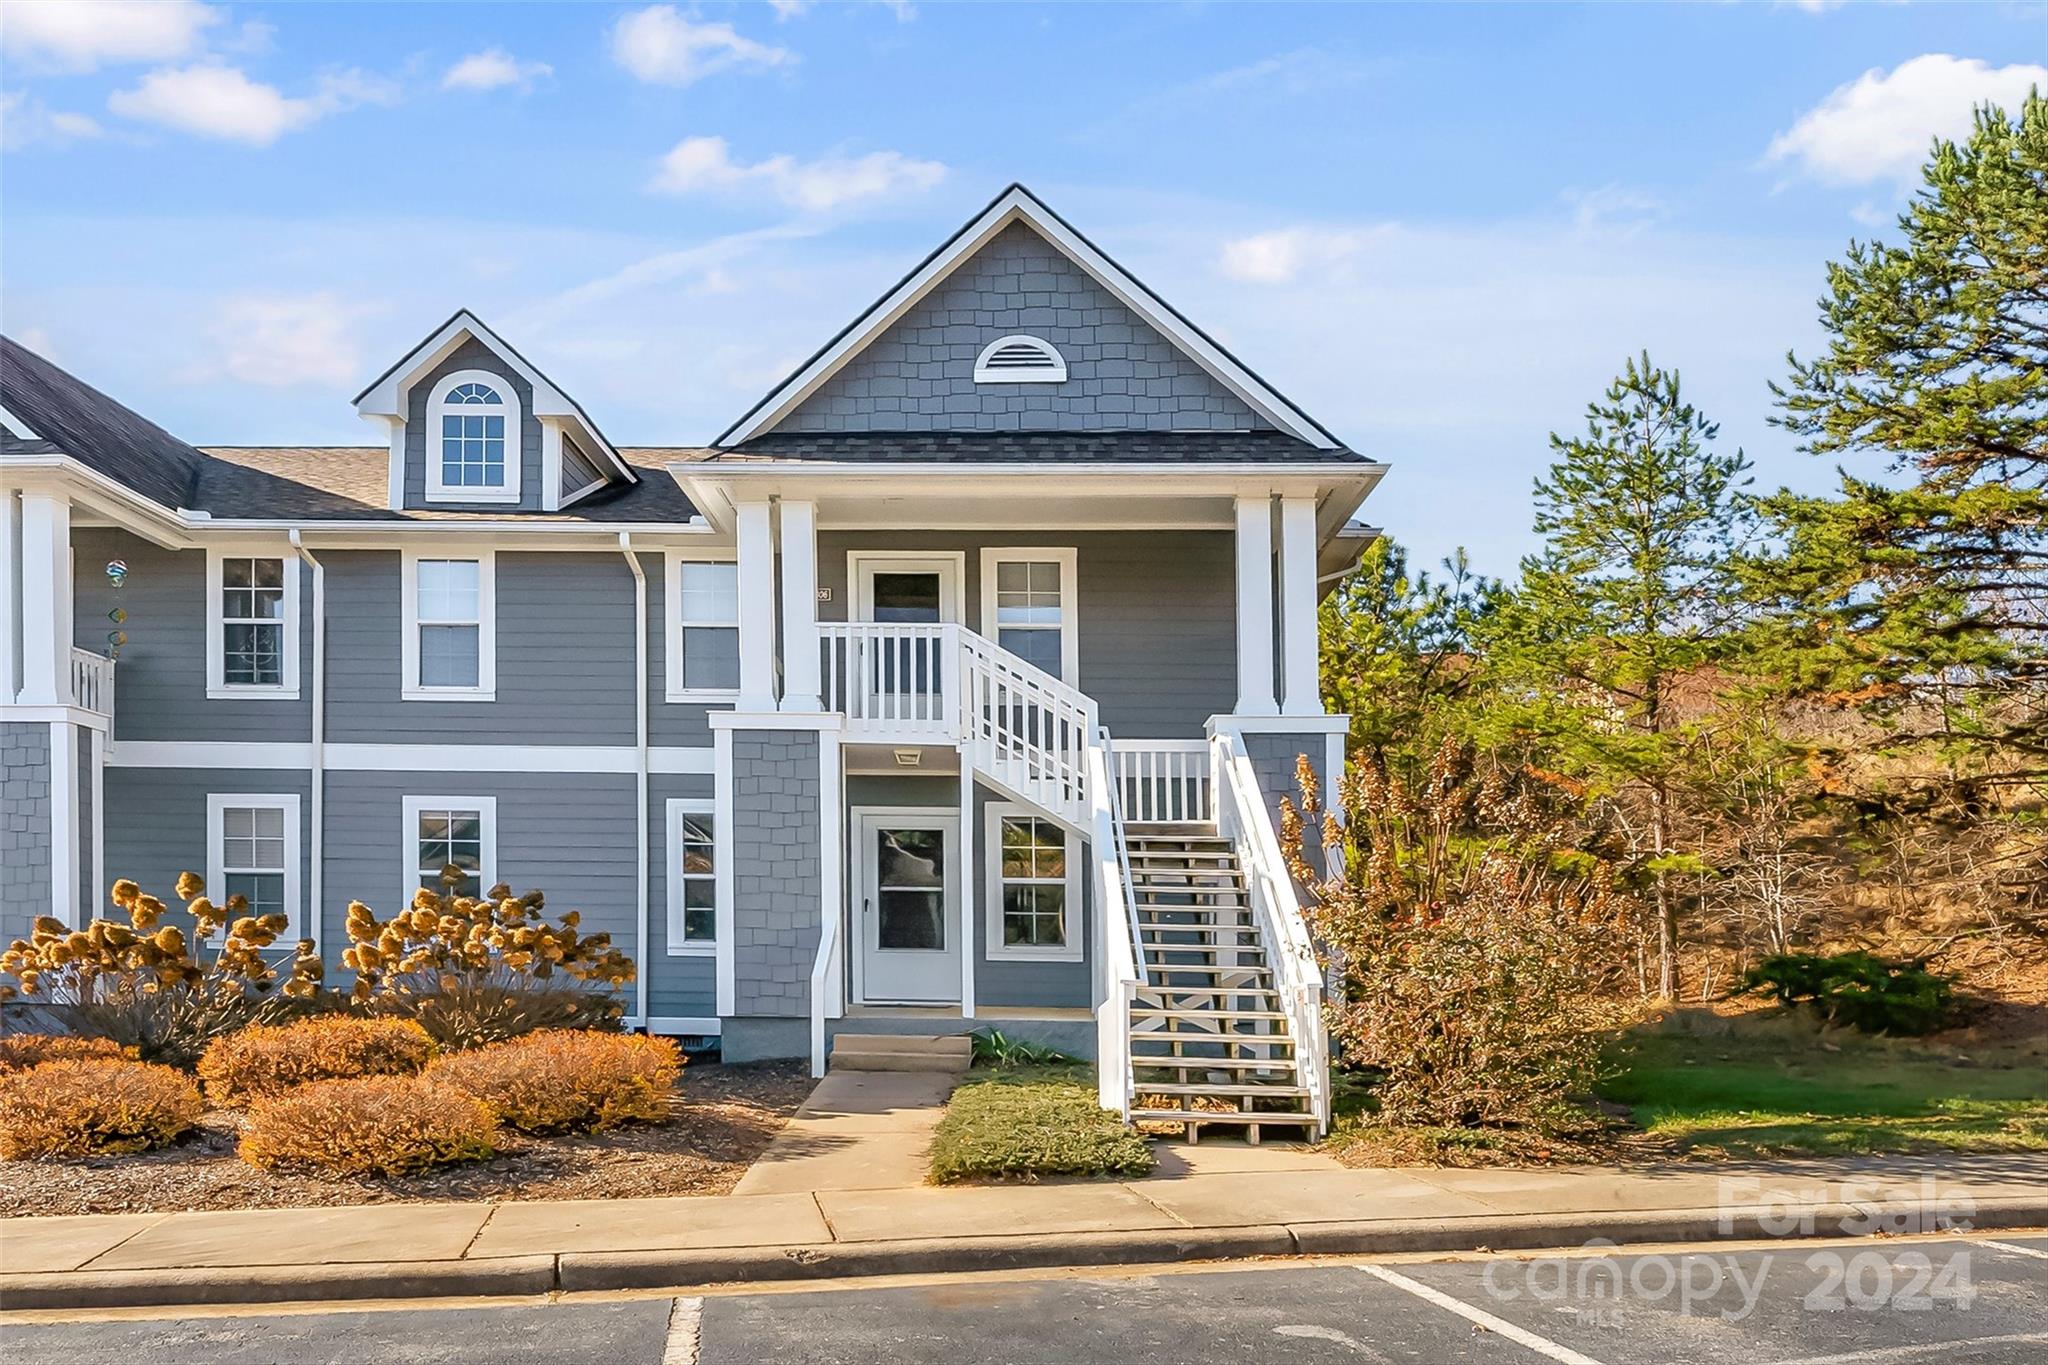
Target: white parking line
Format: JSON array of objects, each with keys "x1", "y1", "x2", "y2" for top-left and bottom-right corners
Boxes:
[
  {"x1": 662, "y1": 1296, "x2": 702, "y2": 1365},
  {"x1": 1355, "y1": 1264, "x2": 1605, "y2": 1365},
  {"x1": 1975, "y1": 1238, "x2": 2048, "y2": 1261},
  {"x1": 1768, "y1": 1332, "x2": 2048, "y2": 1365}
]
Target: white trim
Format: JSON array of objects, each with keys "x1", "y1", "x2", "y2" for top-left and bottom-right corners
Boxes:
[
  {"x1": 19, "y1": 492, "x2": 68, "y2": 705},
  {"x1": 978, "y1": 547, "x2": 1079, "y2": 685},
  {"x1": 1, "y1": 489, "x2": 17, "y2": 704},
  {"x1": 1279, "y1": 495, "x2": 1321, "y2": 716},
  {"x1": 373, "y1": 414, "x2": 405, "y2": 511},
  {"x1": 734, "y1": 501, "x2": 776, "y2": 710},
  {"x1": 0, "y1": 401, "x2": 41, "y2": 440},
  {"x1": 982, "y1": 800, "x2": 1083, "y2": 963},
  {"x1": 539, "y1": 419, "x2": 563, "y2": 513},
  {"x1": 972, "y1": 335, "x2": 1066, "y2": 384},
  {"x1": 663, "y1": 549, "x2": 741, "y2": 704},
  {"x1": 665, "y1": 796, "x2": 720, "y2": 957},
  {"x1": 818, "y1": 724, "x2": 844, "y2": 1019},
  {"x1": 637, "y1": 1015, "x2": 722, "y2": 1036},
  {"x1": 718, "y1": 186, "x2": 1339, "y2": 448},
  {"x1": 958, "y1": 762, "x2": 976, "y2": 1017},
  {"x1": 848, "y1": 551, "x2": 967, "y2": 624},
  {"x1": 400, "y1": 794, "x2": 498, "y2": 908},
  {"x1": 423, "y1": 369, "x2": 523, "y2": 505},
  {"x1": 105, "y1": 740, "x2": 717, "y2": 774},
  {"x1": 89, "y1": 726, "x2": 104, "y2": 917},
  {"x1": 205, "y1": 547, "x2": 302, "y2": 700},
  {"x1": 778, "y1": 499, "x2": 821, "y2": 712},
  {"x1": 49, "y1": 719, "x2": 75, "y2": 924},
  {"x1": 713, "y1": 727, "x2": 735, "y2": 1016},
  {"x1": 849, "y1": 804, "x2": 963, "y2": 1007},
  {"x1": 1233, "y1": 494, "x2": 1277, "y2": 716},
  {"x1": 206, "y1": 791, "x2": 305, "y2": 942},
  {"x1": 400, "y1": 547, "x2": 496, "y2": 701}
]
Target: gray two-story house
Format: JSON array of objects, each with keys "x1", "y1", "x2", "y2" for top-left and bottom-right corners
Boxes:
[{"x1": 1, "y1": 186, "x2": 1381, "y2": 1138}]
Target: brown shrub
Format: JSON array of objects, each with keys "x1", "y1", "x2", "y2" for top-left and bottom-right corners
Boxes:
[
  {"x1": 0, "y1": 1033, "x2": 133, "y2": 1072},
  {"x1": 0, "y1": 1058, "x2": 202, "y2": 1159},
  {"x1": 197, "y1": 1016, "x2": 435, "y2": 1107},
  {"x1": 238, "y1": 1074, "x2": 497, "y2": 1176},
  {"x1": 427, "y1": 1030, "x2": 681, "y2": 1134}
]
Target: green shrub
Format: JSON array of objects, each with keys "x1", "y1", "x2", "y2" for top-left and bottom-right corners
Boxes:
[
  {"x1": 197, "y1": 1016, "x2": 436, "y2": 1107},
  {"x1": 968, "y1": 1029, "x2": 1077, "y2": 1069},
  {"x1": 238, "y1": 1074, "x2": 496, "y2": 1176},
  {"x1": 0, "y1": 1033, "x2": 133, "y2": 1072},
  {"x1": 426, "y1": 1029, "x2": 680, "y2": 1133},
  {"x1": 1742, "y1": 951, "x2": 1955, "y2": 1035},
  {"x1": 0, "y1": 1058, "x2": 202, "y2": 1159},
  {"x1": 929, "y1": 1065, "x2": 1152, "y2": 1183}
]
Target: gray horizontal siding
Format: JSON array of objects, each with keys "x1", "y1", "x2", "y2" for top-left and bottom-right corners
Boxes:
[
  {"x1": 561, "y1": 433, "x2": 605, "y2": 499},
  {"x1": 99, "y1": 766, "x2": 315, "y2": 942},
  {"x1": 644, "y1": 552, "x2": 722, "y2": 747},
  {"x1": 973, "y1": 781, "x2": 1091, "y2": 1008},
  {"x1": 323, "y1": 550, "x2": 637, "y2": 743},
  {"x1": 73, "y1": 529, "x2": 313, "y2": 745},
  {"x1": 646, "y1": 772, "x2": 716, "y2": 1018},
  {"x1": 403, "y1": 337, "x2": 544, "y2": 514},
  {"x1": 817, "y1": 530, "x2": 1235, "y2": 737}
]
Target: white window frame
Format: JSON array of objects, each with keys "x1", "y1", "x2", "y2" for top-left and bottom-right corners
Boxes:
[
  {"x1": 400, "y1": 794, "x2": 498, "y2": 908},
  {"x1": 973, "y1": 334, "x2": 1068, "y2": 384},
  {"x1": 979, "y1": 547, "x2": 1079, "y2": 684},
  {"x1": 664, "y1": 551, "x2": 742, "y2": 703},
  {"x1": 665, "y1": 797, "x2": 721, "y2": 956},
  {"x1": 401, "y1": 547, "x2": 496, "y2": 701},
  {"x1": 206, "y1": 792, "x2": 304, "y2": 943},
  {"x1": 205, "y1": 548, "x2": 301, "y2": 700},
  {"x1": 424, "y1": 369, "x2": 523, "y2": 504},
  {"x1": 983, "y1": 800, "x2": 1082, "y2": 963}
]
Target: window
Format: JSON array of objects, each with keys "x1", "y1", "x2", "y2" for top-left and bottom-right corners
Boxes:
[
  {"x1": 425, "y1": 370, "x2": 522, "y2": 503},
  {"x1": 665, "y1": 555, "x2": 740, "y2": 700},
  {"x1": 666, "y1": 799, "x2": 721, "y2": 953},
  {"x1": 985, "y1": 803, "x2": 1081, "y2": 961},
  {"x1": 402, "y1": 795, "x2": 497, "y2": 905},
  {"x1": 973, "y1": 335, "x2": 1067, "y2": 384},
  {"x1": 205, "y1": 550, "x2": 299, "y2": 698},
  {"x1": 401, "y1": 550, "x2": 495, "y2": 700},
  {"x1": 980, "y1": 548, "x2": 1077, "y2": 683},
  {"x1": 206, "y1": 793, "x2": 302, "y2": 938}
]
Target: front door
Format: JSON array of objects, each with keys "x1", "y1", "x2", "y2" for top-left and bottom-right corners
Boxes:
[{"x1": 853, "y1": 809, "x2": 961, "y2": 1005}]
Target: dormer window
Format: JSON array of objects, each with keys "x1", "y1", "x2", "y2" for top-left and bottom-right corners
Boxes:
[
  {"x1": 425, "y1": 369, "x2": 522, "y2": 503},
  {"x1": 973, "y1": 335, "x2": 1067, "y2": 384}
]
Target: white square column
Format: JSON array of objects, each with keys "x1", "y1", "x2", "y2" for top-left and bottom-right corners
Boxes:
[
  {"x1": 734, "y1": 499, "x2": 777, "y2": 711},
  {"x1": 778, "y1": 499, "x2": 821, "y2": 712},
  {"x1": 1233, "y1": 493, "x2": 1277, "y2": 716},
  {"x1": 1, "y1": 489, "x2": 19, "y2": 702},
  {"x1": 1279, "y1": 495, "x2": 1323, "y2": 717},
  {"x1": 19, "y1": 491, "x2": 71, "y2": 706}
]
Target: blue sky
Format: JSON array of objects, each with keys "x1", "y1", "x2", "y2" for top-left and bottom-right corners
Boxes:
[{"x1": 3, "y1": 2, "x2": 2044, "y2": 577}]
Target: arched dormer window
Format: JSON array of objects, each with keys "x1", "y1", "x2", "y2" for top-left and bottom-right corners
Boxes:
[
  {"x1": 973, "y1": 335, "x2": 1067, "y2": 384},
  {"x1": 425, "y1": 369, "x2": 522, "y2": 503}
]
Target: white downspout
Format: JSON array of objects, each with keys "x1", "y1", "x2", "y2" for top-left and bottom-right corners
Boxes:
[
  {"x1": 288, "y1": 530, "x2": 324, "y2": 944},
  {"x1": 620, "y1": 533, "x2": 651, "y2": 1031}
]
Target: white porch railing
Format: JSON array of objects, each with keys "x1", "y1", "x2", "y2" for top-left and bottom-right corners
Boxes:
[
  {"x1": 1110, "y1": 739, "x2": 1212, "y2": 824},
  {"x1": 819, "y1": 622, "x2": 955, "y2": 735},
  {"x1": 1089, "y1": 735, "x2": 1139, "y2": 1118},
  {"x1": 69, "y1": 647, "x2": 114, "y2": 716},
  {"x1": 1212, "y1": 727, "x2": 1331, "y2": 1133}
]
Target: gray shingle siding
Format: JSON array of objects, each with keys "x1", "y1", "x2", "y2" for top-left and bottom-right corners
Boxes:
[
  {"x1": 1243, "y1": 730, "x2": 1334, "y2": 876},
  {"x1": 730, "y1": 730, "x2": 821, "y2": 1019},
  {"x1": 1, "y1": 722, "x2": 52, "y2": 938},
  {"x1": 778, "y1": 222, "x2": 1269, "y2": 435},
  {"x1": 402, "y1": 337, "x2": 545, "y2": 513}
]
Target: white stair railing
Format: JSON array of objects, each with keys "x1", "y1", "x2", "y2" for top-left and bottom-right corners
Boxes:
[
  {"x1": 1089, "y1": 736, "x2": 1138, "y2": 1119},
  {"x1": 956, "y1": 627, "x2": 1093, "y2": 829},
  {"x1": 1212, "y1": 728, "x2": 1331, "y2": 1134},
  {"x1": 1110, "y1": 739, "x2": 1212, "y2": 824}
]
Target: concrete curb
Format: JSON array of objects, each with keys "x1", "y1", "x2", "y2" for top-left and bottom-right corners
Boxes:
[{"x1": 4, "y1": 1198, "x2": 2043, "y2": 1313}]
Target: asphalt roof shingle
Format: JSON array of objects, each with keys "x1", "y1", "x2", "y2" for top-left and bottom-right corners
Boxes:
[{"x1": 1, "y1": 336, "x2": 206, "y2": 508}]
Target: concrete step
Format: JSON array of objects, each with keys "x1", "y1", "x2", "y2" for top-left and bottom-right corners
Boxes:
[{"x1": 828, "y1": 1033, "x2": 972, "y2": 1074}]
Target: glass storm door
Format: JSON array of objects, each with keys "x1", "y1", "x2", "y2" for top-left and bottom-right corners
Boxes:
[
  {"x1": 851, "y1": 556, "x2": 960, "y2": 716},
  {"x1": 855, "y1": 811, "x2": 961, "y2": 1004}
]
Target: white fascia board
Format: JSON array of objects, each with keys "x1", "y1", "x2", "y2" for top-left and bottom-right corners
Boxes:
[
  {"x1": 0, "y1": 402, "x2": 41, "y2": 439},
  {"x1": 353, "y1": 310, "x2": 634, "y2": 483},
  {"x1": 719, "y1": 186, "x2": 1341, "y2": 449},
  {"x1": 2, "y1": 454, "x2": 196, "y2": 549}
]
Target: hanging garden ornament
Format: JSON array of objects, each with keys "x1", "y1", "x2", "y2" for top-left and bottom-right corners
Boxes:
[
  {"x1": 107, "y1": 607, "x2": 126, "y2": 624},
  {"x1": 105, "y1": 559, "x2": 127, "y2": 588},
  {"x1": 106, "y1": 629, "x2": 126, "y2": 656}
]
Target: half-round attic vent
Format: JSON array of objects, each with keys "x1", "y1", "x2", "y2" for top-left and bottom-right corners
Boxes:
[{"x1": 973, "y1": 334, "x2": 1068, "y2": 384}]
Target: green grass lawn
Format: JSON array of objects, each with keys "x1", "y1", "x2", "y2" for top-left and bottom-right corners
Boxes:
[
  {"x1": 1599, "y1": 1015, "x2": 2048, "y2": 1158},
  {"x1": 928, "y1": 1064, "x2": 1154, "y2": 1183}
]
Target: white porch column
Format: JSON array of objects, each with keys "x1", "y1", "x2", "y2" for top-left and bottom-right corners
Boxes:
[
  {"x1": 734, "y1": 499, "x2": 777, "y2": 711},
  {"x1": 1279, "y1": 495, "x2": 1322, "y2": 716},
  {"x1": 19, "y1": 491, "x2": 71, "y2": 706},
  {"x1": 1, "y1": 489, "x2": 20, "y2": 702},
  {"x1": 1233, "y1": 493, "x2": 1277, "y2": 716},
  {"x1": 778, "y1": 499, "x2": 821, "y2": 711}
]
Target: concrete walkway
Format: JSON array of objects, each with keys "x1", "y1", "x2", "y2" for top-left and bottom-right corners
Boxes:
[
  {"x1": 4, "y1": 1153, "x2": 2043, "y2": 1311},
  {"x1": 732, "y1": 1070, "x2": 958, "y2": 1195}
]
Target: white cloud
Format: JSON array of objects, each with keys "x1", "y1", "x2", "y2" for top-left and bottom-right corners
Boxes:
[
  {"x1": 0, "y1": 0, "x2": 220, "y2": 73},
  {"x1": 768, "y1": 0, "x2": 809, "y2": 17},
  {"x1": 1216, "y1": 226, "x2": 1385, "y2": 285},
  {"x1": 107, "y1": 63, "x2": 397, "y2": 146},
  {"x1": 205, "y1": 292, "x2": 377, "y2": 388},
  {"x1": 610, "y1": 6, "x2": 792, "y2": 86},
  {"x1": 648, "y1": 136, "x2": 946, "y2": 211},
  {"x1": 0, "y1": 90, "x2": 104, "y2": 150},
  {"x1": 442, "y1": 48, "x2": 552, "y2": 92},
  {"x1": 1564, "y1": 184, "x2": 1667, "y2": 236},
  {"x1": 1768, "y1": 53, "x2": 2048, "y2": 186}
]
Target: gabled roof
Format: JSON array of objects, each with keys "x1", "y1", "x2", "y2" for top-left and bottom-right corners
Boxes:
[
  {"x1": 0, "y1": 335, "x2": 206, "y2": 509},
  {"x1": 352, "y1": 309, "x2": 636, "y2": 484},
  {"x1": 715, "y1": 183, "x2": 1345, "y2": 450}
]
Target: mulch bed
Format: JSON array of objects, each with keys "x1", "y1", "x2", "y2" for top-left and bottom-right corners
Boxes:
[{"x1": 0, "y1": 1059, "x2": 813, "y2": 1217}]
